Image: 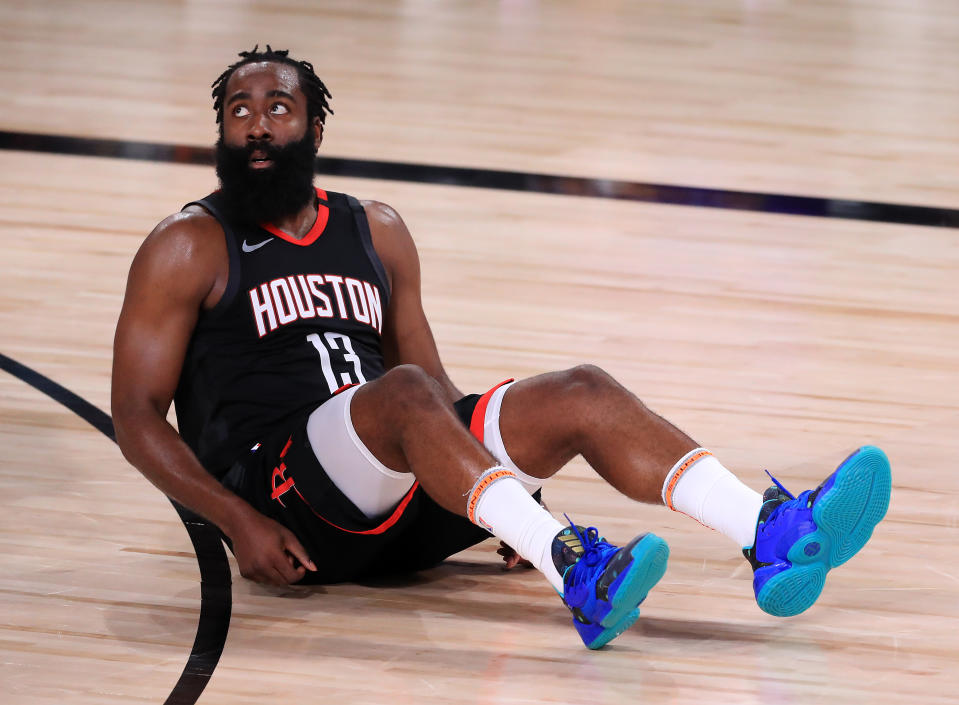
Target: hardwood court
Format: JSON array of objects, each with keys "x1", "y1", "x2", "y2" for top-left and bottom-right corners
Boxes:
[{"x1": 1, "y1": 2, "x2": 958, "y2": 704}]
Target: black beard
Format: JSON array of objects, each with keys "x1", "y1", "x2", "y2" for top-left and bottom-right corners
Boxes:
[{"x1": 214, "y1": 130, "x2": 317, "y2": 224}]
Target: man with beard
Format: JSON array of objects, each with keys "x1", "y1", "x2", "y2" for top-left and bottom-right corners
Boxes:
[{"x1": 112, "y1": 46, "x2": 892, "y2": 649}]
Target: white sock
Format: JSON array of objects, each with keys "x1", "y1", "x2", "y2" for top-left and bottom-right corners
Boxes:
[
  {"x1": 469, "y1": 467, "x2": 566, "y2": 593},
  {"x1": 662, "y1": 448, "x2": 763, "y2": 548}
]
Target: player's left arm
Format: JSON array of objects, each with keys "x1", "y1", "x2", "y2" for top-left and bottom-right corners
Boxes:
[{"x1": 364, "y1": 200, "x2": 463, "y2": 401}]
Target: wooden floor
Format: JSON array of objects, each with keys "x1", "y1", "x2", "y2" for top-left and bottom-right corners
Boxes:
[{"x1": 2, "y1": 1, "x2": 959, "y2": 703}]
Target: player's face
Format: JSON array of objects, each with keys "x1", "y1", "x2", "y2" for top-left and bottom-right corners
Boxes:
[
  {"x1": 221, "y1": 61, "x2": 319, "y2": 159},
  {"x1": 214, "y1": 61, "x2": 322, "y2": 223}
]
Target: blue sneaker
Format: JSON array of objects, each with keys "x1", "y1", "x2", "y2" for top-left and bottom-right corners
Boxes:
[
  {"x1": 555, "y1": 520, "x2": 669, "y2": 649},
  {"x1": 744, "y1": 445, "x2": 892, "y2": 617}
]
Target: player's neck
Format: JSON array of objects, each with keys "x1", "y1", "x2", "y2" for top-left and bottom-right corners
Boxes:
[{"x1": 268, "y1": 197, "x2": 318, "y2": 240}]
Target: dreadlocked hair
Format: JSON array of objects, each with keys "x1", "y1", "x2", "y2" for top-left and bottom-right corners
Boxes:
[{"x1": 211, "y1": 45, "x2": 333, "y2": 126}]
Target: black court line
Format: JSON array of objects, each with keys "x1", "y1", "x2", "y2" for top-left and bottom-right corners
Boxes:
[
  {"x1": 2, "y1": 129, "x2": 958, "y2": 229},
  {"x1": 0, "y1": 352, "x2": 231, "y2": 705}
]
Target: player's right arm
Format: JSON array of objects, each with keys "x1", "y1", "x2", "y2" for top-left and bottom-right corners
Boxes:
[{"x1": 111, "y1": 211, "x2": 315, "y2": 585}]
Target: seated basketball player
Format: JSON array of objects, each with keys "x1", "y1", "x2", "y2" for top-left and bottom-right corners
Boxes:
[{"x1": 111, "y1": 47, "x2": 892, "y2": 649}]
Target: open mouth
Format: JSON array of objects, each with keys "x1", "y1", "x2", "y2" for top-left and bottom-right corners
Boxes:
[{"x1": 249, "y1": 151, "x2": 274, "y2": 169}]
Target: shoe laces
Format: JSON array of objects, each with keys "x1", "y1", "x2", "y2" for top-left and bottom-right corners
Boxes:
[
  {"x1": 562, "y1": 515, "x2": 619, "y2": 586},
  {"x1": 762, "y1": 470, "x2": 815, "y2": 522},
  {"x1": 746, "y1": 470, "x2": 814, "y2": 565},
  {"x1": 764, "y1": 469, "x2": 795, "y2": 500}
]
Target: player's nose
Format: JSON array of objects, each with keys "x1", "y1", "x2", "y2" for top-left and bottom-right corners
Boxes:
[{"x1": 247, "y1": 112, "x2": 272, "y2": 141}]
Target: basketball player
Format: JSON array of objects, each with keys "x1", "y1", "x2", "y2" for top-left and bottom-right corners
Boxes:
[{"x1": 111, "y1": 47, "x2": 892, "y2": 649}]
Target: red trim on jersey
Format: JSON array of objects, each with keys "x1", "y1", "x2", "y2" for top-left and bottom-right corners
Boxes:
[
  {"x1": 333, "y1": 382, "x2": 359, "y2": 396},
  {"x1": 279, "y1": 436, "x2": 293, "y2": 459},
  {"x1": 469, "y1": 378, "x2": 514, "y2": 442},
  {"x1": 292, "y1": 480, "x2": 420, "y2": 535},
  {"x1": 259, "y1": 187, "x2": 330, "y2": 246}
]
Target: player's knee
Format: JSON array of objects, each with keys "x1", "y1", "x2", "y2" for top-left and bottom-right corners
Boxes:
[
  {"x1": 381, "y1": 363, "x2": 433, "y2": 390},
  {"x1": 557, "y1": 364, "x2": 650, "y2": 430},
  {"x1": 379, "y1": 364, "x2": 446, "y2": 414},
  {"x1": 560, "y1": 363, "x2": 646, "y2": 411},
  {"x1": 562, "y1": 364, "x2": 616, "y2": 397}
]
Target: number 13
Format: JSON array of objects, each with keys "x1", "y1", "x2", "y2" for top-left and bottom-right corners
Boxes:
[{"x1": 306, "y1": 332, "x2": 368, "y2": 393}]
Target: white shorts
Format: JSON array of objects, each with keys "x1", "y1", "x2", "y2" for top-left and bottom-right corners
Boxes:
[{"x1": 305, "y1": 381, "x2": 542, "y2": 520}]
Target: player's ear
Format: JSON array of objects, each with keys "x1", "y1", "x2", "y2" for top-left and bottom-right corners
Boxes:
[{"x1": 312, "y1": 118, "x2": 323, "y2": 151}]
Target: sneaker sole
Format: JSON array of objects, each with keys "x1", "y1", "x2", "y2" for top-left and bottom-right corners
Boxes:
[
  {"x1": 756, "y1": 445, "x2": 892, "y2": 617},
  {"x1": 583, "y1": 533, "x2": 669, "y2": 649},
  {"x1": 585, "y1": 608, "x2": 641, "y2": 650}
]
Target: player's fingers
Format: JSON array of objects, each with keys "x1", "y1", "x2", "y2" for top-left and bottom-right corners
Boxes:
[
  {"x1": 276, "y1": 558, "x2": 307, "y2": 585},
  {"x1": 265, "y1": 558, "x2": 300, "y2": 585},
  {"x1": 271, "y1": 544, "x2": 306, "y2": 584},
  {"x1": 497, "y1": 547, "x2": 520, "y2": 570},
  {"x1": 267, "y1": 566, "x2": 290, "y2": 586},
  {"x1": 249, "y1": 564, "x2": 281, "y2": 586},
  {"x1": 281, "y1": 529, "x2": 317, "y2": 572},
  {"x1": 497, "y1": 542, "x2": 523, "y2": 568}
]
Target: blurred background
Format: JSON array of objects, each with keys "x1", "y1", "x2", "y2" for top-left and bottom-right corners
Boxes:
[{"x1": 1, "y1": 2, "x2": 957, "y2": 704}]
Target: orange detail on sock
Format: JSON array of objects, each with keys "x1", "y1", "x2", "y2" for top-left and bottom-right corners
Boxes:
[
  {"x1": 664, "y1": 450, "x2": 713, "y2": 511},
  {"x1": 466, "y1": 469, "x2": 518, "y2": 525}
]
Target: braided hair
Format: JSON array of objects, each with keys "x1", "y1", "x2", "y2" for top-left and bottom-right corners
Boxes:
[{"x1": 211, "y1": 45, "x2": 333, "y2": 126}]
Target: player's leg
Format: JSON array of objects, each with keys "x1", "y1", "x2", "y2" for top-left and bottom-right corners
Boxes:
[
  {"x1": 496, "y1": 365, "x2": 702, "y2": 501},
  {"x1": 345, "y1": 365, "x2": 579, "y2": 594},
  {"x1": 494, "y1": 364, "x2": 892, "y2": 616},
  {"x1": 346, "y1": 364, "x2": 669, "y2": 648},
  {"x1": 494, "y1": 365, "x2": 763, "y2": 546}
]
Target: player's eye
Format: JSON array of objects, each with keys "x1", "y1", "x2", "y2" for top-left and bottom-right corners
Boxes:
[
  {"x1": 270, "y1": 103, "x2": 289, "y2": 115},
  {"x1": 232, "y1": 105, "x2": 249, "y2": 117}
]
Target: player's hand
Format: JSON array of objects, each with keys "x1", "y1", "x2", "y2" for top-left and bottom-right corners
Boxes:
[
  {"x1": 497, "y1": 541, "x2": 534, "y2": 570},
  {"x1": 229, "y1": 509, "x2": 317, "y2": 585}
]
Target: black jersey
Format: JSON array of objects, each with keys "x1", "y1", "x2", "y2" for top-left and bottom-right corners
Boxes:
[{"x1": 174, "y1": 187, "x2": 390, "y2": 477}]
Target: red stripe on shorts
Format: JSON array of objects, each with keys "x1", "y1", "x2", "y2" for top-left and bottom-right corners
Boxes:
[
  {"x1": 292, "y1": 481, "x2": 421, "y2": 535},
  {"x1": 469, "y1": 378, "x2": 514, "y2": 442}
]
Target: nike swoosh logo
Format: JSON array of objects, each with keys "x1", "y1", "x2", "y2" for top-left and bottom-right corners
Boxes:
[{"x1": 242, "y1": 237, "x2": 274, "y2": 253}]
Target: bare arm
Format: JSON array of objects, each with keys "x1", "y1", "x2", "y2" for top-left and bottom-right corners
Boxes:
[
  {"x1": 112, "y1": 211, "x2": 315, "y2": 584},
  {"x1": 364, "y1": 201, "x2": 463, "y2": 401}
]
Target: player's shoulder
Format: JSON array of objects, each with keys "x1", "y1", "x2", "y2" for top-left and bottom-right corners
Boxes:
[
  {"x1": 149, "y1": 204, "x2": 221, "y2": 241},
  {"x1": 357, "y1": 200, "x2": 418, "y2": 284},
  {"x1": 130, "y1": 205, "x2": 228, "y2": 287},
  {"x1": 140, "y1": 205, "x2": 224, "y2": 259},
  {"x1": 358, "y1": 199, "x2": 407, "y2": 231}
]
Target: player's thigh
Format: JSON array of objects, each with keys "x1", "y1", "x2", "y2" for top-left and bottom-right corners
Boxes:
[
  {"x1": 306, "y1": 384, "x2": 417, "y2": 520},
  {"x1": 348, "y1": 364, "x2": 452, "y2": 473}
]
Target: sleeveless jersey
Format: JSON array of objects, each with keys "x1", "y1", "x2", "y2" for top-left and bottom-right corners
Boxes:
[{"x1": 173, "y1": 187, "x2": 390, "y2": 477}]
